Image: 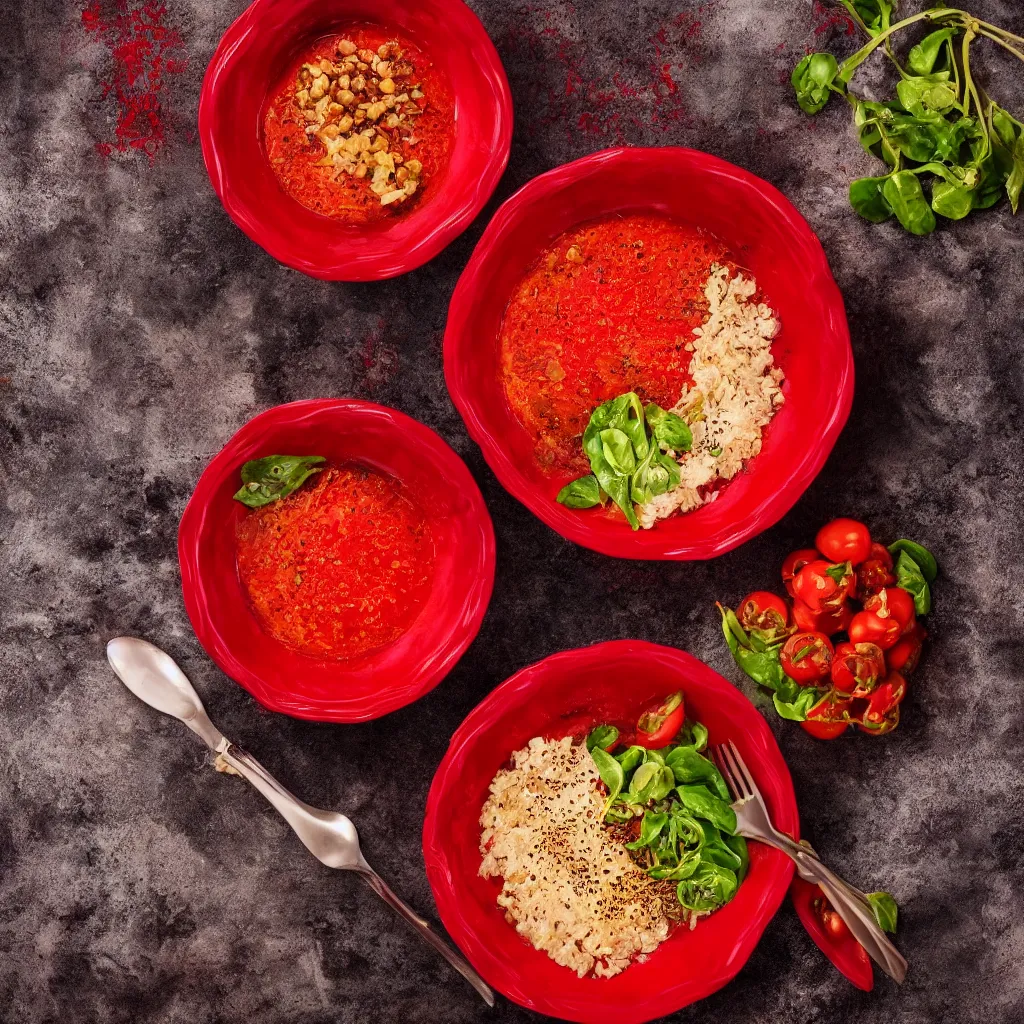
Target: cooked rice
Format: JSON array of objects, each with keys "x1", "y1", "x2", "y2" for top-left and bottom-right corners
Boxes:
[
  {"x1": 479, "y1": 736, "x2": 672, "y2": 978},
  {"x1": 639, "y1": 263, "x2": 784, "y2": 528}
]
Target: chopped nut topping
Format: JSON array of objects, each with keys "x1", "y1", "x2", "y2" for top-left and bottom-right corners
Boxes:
[{"x1": 291, "y1": 37, "x2": 427, "y2": 205}]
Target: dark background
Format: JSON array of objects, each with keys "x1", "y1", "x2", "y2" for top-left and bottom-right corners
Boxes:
[{"x1": 2, "y1": 1, "x2": 1023, "y2": 1022}]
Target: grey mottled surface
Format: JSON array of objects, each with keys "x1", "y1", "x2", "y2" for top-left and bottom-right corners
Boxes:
[{"x1": 2, "y1": 1, "x2": 1023, "y2": 1022}]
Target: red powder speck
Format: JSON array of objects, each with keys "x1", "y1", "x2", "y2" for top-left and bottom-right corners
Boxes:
[
  {"x1": 81, "y1": 1, "x2": 188, "y2": 163},
  {"x1": 812, "y1": 0, "x2": 856, "y2": 38}
]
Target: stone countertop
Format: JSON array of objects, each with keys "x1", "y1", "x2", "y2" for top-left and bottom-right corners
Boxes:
[{"x1": 2, "y1": 1, "x2": 1022, "y2": 1022}]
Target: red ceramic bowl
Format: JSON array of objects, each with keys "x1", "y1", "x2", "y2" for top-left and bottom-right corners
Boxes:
[
  {"x1": 199, "y1": 0, "x2": 512, "y2": 280},
  {"x1": 178, "y1": 399, "x2": 495, "y2": 721},
  {"x1": 444, "y1": 147, "x2": 853, "y2": 559},
  {"x1": 423, "y1": 640, "x2": 799, "y2": 1023}
]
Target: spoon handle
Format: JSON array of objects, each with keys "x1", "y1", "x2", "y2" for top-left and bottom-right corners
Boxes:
[{"x1": 359, "y1": 869, "x2": 495, "y2": 1007}]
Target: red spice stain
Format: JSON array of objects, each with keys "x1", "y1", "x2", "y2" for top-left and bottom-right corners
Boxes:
[
  {"x1": 355, "y1": 319, "x2": 399, "y2": 393},
  {"x1": 505, "y1": 4, "x2": 710, "y2": 143},
  {"x1": 81, "y1": 1, "x2": 188, "y2": 162},
  {"x1": 812, "y1": 0, "x2": 856, "y2": 39},
  {"x1": 777, "y1": 2, "x2": 856, "y2": 84}
]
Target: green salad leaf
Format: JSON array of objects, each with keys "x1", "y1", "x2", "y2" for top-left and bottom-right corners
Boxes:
[
  {"x1": 866, "y1": 891, "x2": 899, "y2": 933},
  {"x1": 586, "y1": 725, "x2": 619, "y2": 752},
  {"x1": 887, "y1": 539, "x2": 938, "y2": 582},
  {"x1": 232, "y1": 455, "x2": 325, "y2": 508},
  {"x1": 895, "y1": 549, "x2": 932, "y2": 614},
  {"x1": 556, "y1": 475, "x2": 603, "y2": 509}
]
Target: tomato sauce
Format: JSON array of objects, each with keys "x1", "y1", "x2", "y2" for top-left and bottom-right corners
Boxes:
[
  {"x1": 498, "y1": 214, "x2": 733, "y2": 477},
  {"x1": 263, "y1": 26, "x2": 454, "y2": 223},
  {"x1": 236, "y1": 466, "x2": 435, "y2": 660}
]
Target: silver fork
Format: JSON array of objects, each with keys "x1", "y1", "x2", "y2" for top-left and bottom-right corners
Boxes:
[{"x1": 712, "y1": 739, "x2": 908, "y2": 984}]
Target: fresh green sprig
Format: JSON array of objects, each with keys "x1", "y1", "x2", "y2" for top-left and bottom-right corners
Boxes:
[
  {"x1": 792, "y1": 2, "x2": 1024, "y2": 232},
  {"x1": 232, "y1": 455, "x2": 326, "y2": 508},
  {"x1": 586, "y1": 722, "x2": 748, "y2": 914}
]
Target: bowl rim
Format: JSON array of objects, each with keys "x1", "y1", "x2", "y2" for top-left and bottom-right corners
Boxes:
[
  {"x1": 443, "y1": 146, "x2": 854, "y2": 559},
  {"x1": 423, "y1": 639, "x2": 799, "y2": 1022},
  {"x1": 197, "y1": 0, "x2": 514, "y2": 281},
  {"x1": 177, "y1": 398, "x2": 496, "y2": 721}
]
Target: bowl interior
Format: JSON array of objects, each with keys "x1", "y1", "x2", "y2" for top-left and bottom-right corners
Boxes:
[
  {"x1": 444, "y1": 148, "x2": 852, "y2": 558},
  {"x1": 178, "y1": 400, "x2": 494, "y2": 721},
  {"x1": 423, "y1": 641, "x2": 798, "y2": 1024},
  {"x1": 199, "y1": 0, "x2": 511, "y2": 279}
]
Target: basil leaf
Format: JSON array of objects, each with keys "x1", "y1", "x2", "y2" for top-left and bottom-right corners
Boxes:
[
  {"x1": 908, "y1": 27, "x2": 958, "y2": 75},
  {"x1": 600, "y1": 427, "x2": 636, "y2": 476},
  {"x1": 650, "y1": 765, "x2": 677, "y2": 802},
  {"x1": 625, "y1": 810, "x2": 668, "y2": 850},
  {"x1": 628, "y1": 761, "x2": 662, "y2": 802},
  {"x1": 631, "y1": 439, "x2": 675, "y2": 504},
  {"x1": 850, "y1": 175, "x2": 894, "y2": 222},
  {"x1": 887, "y1": 539, "x2": 938, "y2": 582},
  {"x1": 233, "y1": 455, "x2": 325, "y2": 508},
  {"x1": 590, "y1": 747, "x2": 625, "y2": 812},
  {"x1": 843, "y1": 0, "x2": 893, "y2": 37},
  {"x1": 931, "y1": 181, "x2": 974, "y2": 220},
  {"x1": 676, "y1": 861, "x2": 738, "y2": 912},
  {"x1": 556, "y1": 474, "x2": 602, "y2": 509},
  {"x1": 616, "y1": 745, "x2": 645, "y2": 774},
  {"x1": 601, "y1": 392, "x2": 648, "y2": 460},
  {"x1": 895, "y1": 550, "x2": 931, "y2": 615},
  {"x1": 586, "y1": 725, "x2": 619, "y2": 752},
  {"x1": 684, "y1": 721, "x2": 709, "y2": 753},
  {"x1": 723, "y1": 833, "x2": 750, "y2": 883},
  {"x1": 1007, "y1": 135, "x2": 1024, "y2": 215},
  {"x1": 883, "y1": 171, "x2": 937, "y2": 235},
  {"x1": 644, "y1": 403, "x2": 693, "y2": 452},
  {"x1": 792, "y1": 52, "x2": 840, "y2": 115},
  {"x1": 772, "y1": 688, "x2": 818, "y2": 722},
  {"x1": 702, "y1": 839, "x2": 743, "y2": 872},
  {"x1": 665, "y1": 745, "x2": 730, "y2": 801},
  {"x1": 670, "y1": 811, "x2": 705, "y2": 849},
  {"x1": 583, "y1": 409, "x2": 639, "y2": 530},
  {"x1": 676, "y1": 785, "x2": 737, "y2": 833},
  {"x1": 649, "y1": 849, "x2": 701, "y2": 880},
  {"x1": 896, "y1": 76, "x2": 957, "y2": 118},
  {"x1": 866, "y1": 891, "x2": 898, "y2": 933}
]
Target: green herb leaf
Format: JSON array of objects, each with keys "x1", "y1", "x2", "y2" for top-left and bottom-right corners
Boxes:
[
  {"x1": 1007, "y1": 135, "x2": 1024, "y2": 215},
  {"x1": 909, "y1": 27, "x2": 959, "y2": 75},
  {"x1": 677, "y1": 861, "x2": 738, "y2": 912},
  {"x1": 866, "y1": 891, "x2": 899, "y2": 933},
  {"x1": 883, "y1": 171, "x2": 937, "y2": 235},
  {"x1": 233, "y1": 455, "x2": 325, "y2": 508},
  {"x1": 895, "y1": 550, "x2": 932, "y2": 615},
  {"x1": 628, "y1": 761, "x2": 662, "y2": 803},
  {"x1": 665, "y1": 746, "x2": 730, "y2": 801},
  {"x1": 556, "y1": 474, "x2": 603, "y2": 509},
  {"x1": 850, "y1": 175, "x2": 894, "y2": 222},
  {"x1": 701, "y1": 839, "x2": 743, "y2": 872},
  {"x1": 682, "y1": 721, "x2": 709, "y2": 753},
  {"x1": 840, "y1": 0, "x2": 893, "y2": 37},
  {"x1": 616, "y1": 745, "x2": 646, "y2": 774},
  {"x1": 600, "y1": 427, "x2": 636, "y2": 476},
  {"x1": 772, "y1": 688, "x2": 819, "y2": 722},
  {"x1": 644, "y1": 403, "x2": 693, "y2": 452},
  {"x1": 887, "y1": 539, "x2": 938, "y2": 582},
  {"x1": 792, "y1": 52, "x2": 841, "y2": 115},
  {"x1": 896, "y1": 75, "x2": 958, "y2": 118},
  {"x1": 723, "y1": 832, "x2": 750, "y2": 883},
  {"x1": 625, "y1": 810, "x2": 669, "y2": 850},
  {"x1": 931, "y1": 180, "x2": 974, "y2": 220},
  {"x1": 649, "y1": 849, "x2": 702, "y2": 880},
  {"x1": 586, "y1": 725, "x2": 619, "y2": 752},
  {"x1": 676, "y1": 784, "x2": 737, "y2": 833},
  {"x1": 583, "y1": 405, "x2": 640, "y2": 530},
  {"x1": 824, "y1": 561, "x2": 851, "y2": 585}
]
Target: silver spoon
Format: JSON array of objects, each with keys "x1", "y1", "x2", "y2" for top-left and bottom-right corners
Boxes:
[{"x1": 106, "y1": 636, "x2": 494, "y2": 1007}]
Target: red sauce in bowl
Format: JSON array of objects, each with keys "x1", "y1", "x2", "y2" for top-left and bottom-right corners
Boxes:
[
  {"x1": 498, "y1": 214, "x2": 734, "y2": 477},
  {"x1": 263, "y1": 25, "x2": 454, "y2": 223},
  {"x1": 235, "y1": 465, "x2": 435, "y2": 660}
]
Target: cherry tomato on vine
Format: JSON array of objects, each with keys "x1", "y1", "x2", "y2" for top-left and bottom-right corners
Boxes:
[
  {"x1": 849, "y1": 609, "x2": 901, "y2": 650},
  {"x1": 780, "y1": 631, "x2": 834, "y2": 683},
  {"x1": 864, "y1": 587, "x2": 916, "y2": 635},
  {"x1": 800, "y1": 719, "x2": 848, "y2": 739},
  {"x1": 793, "y1": 598, "x2": 853, "y2": 637},
  {"x1": 801, "y1": 693, "x2": 853, "y2": 739},
  {"x1": 793, "y1": 560, "x2": 855, "y2": 613},
  {"x1": 856, "y1": 544, "x2": 896, "y2": 598},
  {"x1": 816, "y1": 518, "x2": 873, "y2": 566},
  {"x1": 782, "y1": 548, "x2": 820, "y2": 598},
  {"x1": 738, "y1": 591, "x2": 790, "y2": 636},
  {"x1": 858, "y1": 706, "x2": 900, "y2": 735},
  {"x1": 634, "y1": 691, "x2": 684, "y2": 749},
  {"x1": 887, "y1": 623, "x2": 926, "y2": 675},
  {"x1": 822, "y1": 906, "x2": 852, "y2": 940},
  {"x1": 831, "y1": 642, "x2": 886, "y2": 697},
  {"x1": 859, "y1": 672, "x2": 907, "y2": 734}
]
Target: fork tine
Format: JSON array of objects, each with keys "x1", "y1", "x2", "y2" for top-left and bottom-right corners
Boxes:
[
  {"x1": 726, "y1": 740, "x2": 759, "y2": 798},
  {"x1": 711, "y1": 747, "x2": 739, "y2": 801},
  {"x1": 720, "y1": 742, "x2": 753, "y2": 800}
]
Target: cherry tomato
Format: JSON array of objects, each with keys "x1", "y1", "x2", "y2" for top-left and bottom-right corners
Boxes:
[
  {"x1": 782, "y1": 548, "x2": 820, "y2": 598},
  {"x1": 815, "y1": 518, "x2": 873, "y2": 566},
  {"x1": 635, "y1": 691, "x2": 684, "y2": 748},
  {"x1": 831, "y1": 642, "x2": 886, "y2": 697},
  {"x1": 848, "y1": 609, "x2": 901, "y2": 650},
  {"x1": 791, "y1": 879, "x2": 873, "y2": 991},
  {"x1": 793, "y1": 560, "x2": 855, "y2": 613},
  {"x1": 856, "y1": 543, "x2": 896, "y2": 598},
  {"x1": 780, "y1": 631, "x2": 834, "y2": 683},
  {"x1": 863, "y1": 587, "x2": 916, "y2": 635},
  {"x1": 860, "y1": 672, "x2": 907, "y2": 733},
  {"x1": 800, "y1": 719, "x2": 849, "y2": 739},
  {"x1": 737, "y1": 591, "x2": 790, "y2": 639},
  {"x1": 823, "y1": 908, "x2": 852, "y2": 941},
  {"x1": 793, "y1": 599, "x2": 853, "y2": 637},
  {"x1": 887, "y1": 623, "x2": 926, "y2": 675},
  {"x1": 857, "y1": 706, "x2": 900, "y2": 735}
]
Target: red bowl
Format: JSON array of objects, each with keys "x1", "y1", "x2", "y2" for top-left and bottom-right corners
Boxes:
[
  {"x1": 199, "y1": 0, "x2": 512, "y2": 281},
  {"x1": 423, "y1": 640, "x2": 799, "y2": 1023},
  {"x1": 178, "y1": 399, "x2": 495, "y2": 721},
  {"x1": 444, "y1": 147, "x2": 853, "y2": 559}
]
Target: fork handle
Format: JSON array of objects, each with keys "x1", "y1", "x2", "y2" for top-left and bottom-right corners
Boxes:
[{"x1": 793, "y1": 851, "x2": 908, "y2": 984}]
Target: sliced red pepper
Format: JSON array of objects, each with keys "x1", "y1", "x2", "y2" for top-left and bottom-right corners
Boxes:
[{"x1": 790, "y1": 878, "x2": 873, "y2": 991}]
